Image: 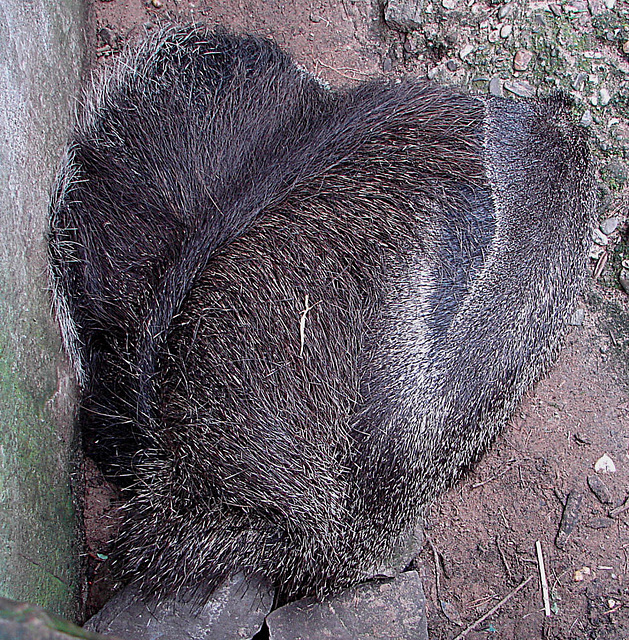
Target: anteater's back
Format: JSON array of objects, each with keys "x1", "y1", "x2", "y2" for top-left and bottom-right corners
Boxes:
[{"x1": 49, "y1": 25, "x2": 593, "y2": 601}]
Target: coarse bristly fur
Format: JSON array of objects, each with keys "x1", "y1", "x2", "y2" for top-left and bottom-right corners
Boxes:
[{"x1": 48, "y1": 24, "x2": 594, "y2": 602}]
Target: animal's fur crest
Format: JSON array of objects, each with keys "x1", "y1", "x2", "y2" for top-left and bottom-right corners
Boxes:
[{"x1": 48, "y1": 24, "x2": 594, "y2": 600}]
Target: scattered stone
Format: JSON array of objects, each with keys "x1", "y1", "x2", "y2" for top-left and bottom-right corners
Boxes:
[
  {"x1": 384, "y1": 0, "x2": 424, "y2": 32},
  {"x1": 84, "y1": 574, "x2": 274, "y2": 640},
  {"x1": 382, "y1": 57, "x2": 393, "y2": 72},
  {"x1": 488, "y1": 29, "x2": 500, "y2": 43},
  {"x1": 588, "y1": 517, "x2": 615, "y2": 529},
  {"x1": 592, "y1": 227, "x2": 609, "y2": 245},
  {"x1": 572, "y1": 72, "x2": 588, "y2": 91},
  {"x1": 489, "y1": 76, "x2": 504, "y2": 97},
  {"x1": 587, "y1": 0, "x2": 606, "y2": 14},
  {"x1": 504, "y1": 80, "x2": 536, "y2": 98},
  {"x1": 603, "y1": 0, "x2": 615, "y2": 8},
  {"x1": 513, "y1": 49, "x2": 533, "y2": 71},
  {"x1": 498, "y1": 4, "x2": 513, "y2": 19},
  {"x1": 555, "y1": 491, "x2": 582, "y2": 549},
  {"x1": 442, "y1": 0, "x2": 457, "y2": 8},
  {"x1": 580, "y1": 109, "x2": 593, "y2": 127},
  {"x1": 97, "y1": 27, "x2": 115, "y2": 48},
  {"x1": 590, "y1": 95, "x2": 599, "y2": 107},
  {"x1": 151, "y1": 0, "x2": 163, "y2": 7},
  {"x1": 574, "y1": 566, "x2": 591, "y2": 581},
  {"x1": 446, "y1": 59, "x2": 460, "y2": 71},
  {"x1": 459, "y1": 43, "x2": 475, "y2": 59},
  {"x1": 619, "y1": 270, "x2": 629, "y2": 295},
  {"x1": 587, "y1": 475, "x2": 614, "y2": 504},
  {"x1": 427, "y1": 66, "x2": 440, "y2": 80},
  {"x1": 500, "y1": 24, "x2": 513, "y2": 38},
  {"x1": 600, "y1": 217, "x2": 619, "y2": 235},
  {"x1": 589, "y1": 244, "x2": 604, "y2": 260},
  {"x1": 568, "y1": 308, "x2": 585, "y2": 326},
  {"x1": 267, "y1": 572, "x2": 428, "y2": 640},
  {"x1": 594, "y1": 454, "x2": 616, "y2": 474},
  {"x1": 0, "y1": 597, "x2": 115, "y2": 640},
  {"x1": 623, "y1": 41, "x2": 629, "y2": 55}
]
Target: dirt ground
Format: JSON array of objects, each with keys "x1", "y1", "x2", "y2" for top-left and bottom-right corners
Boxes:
[{"x1": 82, "y1": 1, "x2": 629, "y2": 638}]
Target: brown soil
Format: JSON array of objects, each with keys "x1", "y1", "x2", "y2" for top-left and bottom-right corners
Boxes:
[{"x1": 83, "y1": 1, "x2": 629, "y2": 637}]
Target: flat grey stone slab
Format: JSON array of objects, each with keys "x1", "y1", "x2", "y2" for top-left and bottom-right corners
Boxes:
[
  {"x1": 266, "y1": 571, "x2": 428, "y2": 640},
  {"x1": 84, "y1": 574, "x2": 273, "y2": 640},
  {"x1": 0, "y1": 597, "x2": 120, "y2": 640}
]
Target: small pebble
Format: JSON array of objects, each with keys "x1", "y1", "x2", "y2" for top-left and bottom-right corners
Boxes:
[
  {"x1": 574, "y1": 566, "x2": 591, "y2": 581},
  {"x1": 442, "y1": 0, "x2": 457, "y2": 8},
  {"x1": 382, "y1": 58, "x2": 393, "y2": 72},
  {"x1": 500, "y1": 24, "x2": 513, "y2": 38},
  {"x1": 568, "y1": 308, "x2": 585, "y2": 326},
  {"x1": 592, "y1": 228, "x2": 609, "y2": 245},
  {"x1": 619, "y1": 270, "x2": 629, "y2": 295},
  {"x1": 489, "y1": 76, "x2": 504, "y2": 97},
  {"x1": 504, "y1": 80, "x2": 536, "y2": 98},
  {"x1": 513, "y1": 49, "x2": 533, "y2": 71},
  {"x1": 498, "y1": 4, "x2": 512, "y2": 19},
  {"x1": 603, "y1": 0, "x2": 615, "y2": 8},
  {"x1": 459, "y1": 44, "x2": 475, "y2": 59},
  {"x1": 623, "y1": 41, "x2": 629, "y2": 55},
  {"x1": 151, "y1": 0, "x2": 163, "y2": 7},
  {"x1": 599, "y1": 87, "x2": 611, "y2": 106},
  {"x1": 594, "y1": 454, "x2": 616, "y2": 474},
  {"x1": 589, "y1": 244, "x2": 604, "y2": 260},
  {"x1": 572, "y1": 72, "x2": 588, "y2": 91},
  {"x1": 587, "y1": 474, "x2": 614, "y2": 504},
  {"x1": 98, "y1": 27, "x2": 114, "y2": 47},
  {"x1": 446, "y1": 59, "x2": 460, "y2": 71},
  {"x1": 600, "y1": 217, "x2": 619, "y2": 235},
  {"x1": 580, "y1": 109, "x2": 593, "y2": 127}
]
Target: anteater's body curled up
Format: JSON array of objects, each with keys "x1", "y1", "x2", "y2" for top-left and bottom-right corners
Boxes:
[{"x1": 49, "y1": 25, "x2": 593, "y2": 601}]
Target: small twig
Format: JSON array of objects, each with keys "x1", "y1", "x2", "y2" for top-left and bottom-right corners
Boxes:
[
  {"x1": 427, "y1": 536, "x2": 443, "y2": 603},
  {"x1": 496, "y1": 536, "x2": 514, "y2": 582},
  {"x1": 452, "y1": 575, "x2": 534, "y2": 640},
  {"x1": 602, "y1": 604, "x2": 623, "y2": 615},
  {"x1": 536, "y1": 540, "x2": 551, "y2": 617},
  {"x1": 610, "y1": 497, "x2": 629, "y2": 518},
  {"x1": 314, "y1": 59, "x2": 371, "y2": 80},
  {"x1": 471, "y1": 460, "x2": 519, "y2": 489},
  {"x1": 593, "y1": 251, "x2": 608, "y2": 279}
]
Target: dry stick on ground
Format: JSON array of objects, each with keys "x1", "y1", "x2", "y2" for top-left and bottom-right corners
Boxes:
[
  {"x1": 496, "y1": 536, "x2": 514, "y2": 582},
  {"x1": 451, "y1": 575, "x2": 535, "y2": 640},
  {"x1": 536, "y1": 540, "x2": 551, "y2": 617},
  {"x1": 610, "y1": 496, "x2": 629, "y2": 518},
  {"x1": 470, "y1": 459, "x2": 520, "y2": 489},
  {"x1": 593, "y1": 251, "x2": 608, "y2": 280}
]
